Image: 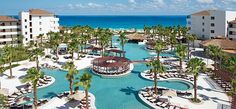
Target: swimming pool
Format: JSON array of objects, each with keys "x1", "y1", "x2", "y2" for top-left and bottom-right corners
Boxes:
[{"x1": 27, "y1": 36, "x2": 192, "y2": 109}]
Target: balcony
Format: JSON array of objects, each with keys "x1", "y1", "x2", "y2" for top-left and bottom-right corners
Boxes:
[
  {"x1": 0, "y1": 25, "x2": 20, "y2": 29},
  {"x1": 0, "y1": 31, "x2": 20, "y2": 36},
  {"x1": 228, "y1": 28, "x2": 236, "y2": 32}
]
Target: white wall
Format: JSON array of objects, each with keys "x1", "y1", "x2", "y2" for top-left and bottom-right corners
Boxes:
[{"x1": 19, "y1": 12, "x2": 30, "y2": 45}]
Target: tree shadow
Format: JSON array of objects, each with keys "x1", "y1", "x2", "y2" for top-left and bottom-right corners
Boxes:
[{"x1": 119, "y1": 86, "x2": 155, "y2": 109}]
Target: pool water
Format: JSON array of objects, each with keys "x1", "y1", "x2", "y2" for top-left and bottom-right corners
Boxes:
[{"x1": 27, "y1": 36, "x2": 192, "y2": 109}]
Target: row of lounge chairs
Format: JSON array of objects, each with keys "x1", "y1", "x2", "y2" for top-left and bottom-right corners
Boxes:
[
  {"x1": 56, "y1": 92, "x2": 70, "y2": 98},
  {"x1": 79, "y1": 97, "x2": 92, "y2": 109},
  {"x1": 140, "y1": 87, "x2": 189, "y2": 109},
  {"x1": 160, "y1": 73, "x2": 194, "y2": 81},
  {"x1": 212, "y1": 77, "x2": 232, "y2": 92},
  {"x1": 9, "y1": 99, "x2": 49, "y2": 109},
  {"x1": 41, "y1": 63, "x2": 59, "y2": 70},
  {"x1": 93, "y1": 69, "x2": 129, "y2": 75}
]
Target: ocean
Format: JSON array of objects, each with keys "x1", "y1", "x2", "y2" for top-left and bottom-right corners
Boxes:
[{"x1": 58, "y1": 16, "x2": 187, "y2": 29}]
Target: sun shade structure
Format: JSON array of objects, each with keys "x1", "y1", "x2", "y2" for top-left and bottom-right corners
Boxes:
[
  {"x1": 92, "y1": 56, "x2": 131, "y2": 75},
  {"x1": 200, "y1": 38, "x2": 236, "y2": 54},
  {"x1": 127, "y1": 33, "x2": 145, "y2": 42}
]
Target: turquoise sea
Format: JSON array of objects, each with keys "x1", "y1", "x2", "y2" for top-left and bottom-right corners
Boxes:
[{"x1": 58, "y1": 16, "x2": 187, "y2": 29}]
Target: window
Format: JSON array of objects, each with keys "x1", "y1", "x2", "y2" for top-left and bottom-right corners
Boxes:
[
  {"x1": 39, "y1": 22, "x2": 42, "y2": 25},
  {"x1": 30, "y1": 34, "x2": 32, "y2": 39},
  {"x1": 211, "y1": 23, "x2": 215, "y2": 27},
  {"x1": 30, "y1": 22, "x2": 32, "y2": 27},
  {"x1": 30, "y1": 28, "x2": 32, "y2": 33},
  {"x1": 39, "y1": 16, "x2": 41, "y2": 19},
  {"x1": 211, "y1": 16, "x2": 215, "y2": 20},
  {"x1": 25, "y1": 38, "x2": 28, "y2": 41},
  {"x1": 25, "y1": 19, "x2": 27, "y2": 22},
  {"x1": 40, "y1": 28, "x2": 42, "y2": 31},
  {"x1": 25, "y1": 32, "x2": 27, "y2": 35},
  {"x1": 3, "y1": 35, "x2": 6, "y2": 38},
  {"x1": 29, "y1": 15, "x2": 32, "y2": 20},
  {"x1": 25, "y1": 25, "x2": 27, "y2": 29},
  {"x1": 3, "y1": 41, "x2": 6, "y2": 44},
  {"x1": 202, "y1": 28, "x2": 205, "y2": 32},
  {"x1": 211, "y1": 30, "x2": 215, "y2": 33},
  {"x1": 202, "y1": 35, "x2": 205, "y2": 38},
  {"x1": 202, "y1": 22, "x2": 205, "y2": 26},
  {"x1": 202, "y1": 16, "x2": 205, "y2": 19}
]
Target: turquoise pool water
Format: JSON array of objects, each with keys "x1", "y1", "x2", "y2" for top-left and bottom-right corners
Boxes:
[{"x1": 27, "y1": 36, "x2": 192, "y2": 109}]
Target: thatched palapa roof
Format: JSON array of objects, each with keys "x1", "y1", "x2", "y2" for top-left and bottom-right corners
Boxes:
[
  {"x1": 127, "y1": 33, "x2": 145, "y2": 41},
  {"x1": 200, "y1": 38, "x2": 236, "y2": 54}
]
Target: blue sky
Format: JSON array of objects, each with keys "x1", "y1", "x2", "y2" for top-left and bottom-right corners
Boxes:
[{"x1": 1, "y1": 0, "x2": 236, "y2": 15}]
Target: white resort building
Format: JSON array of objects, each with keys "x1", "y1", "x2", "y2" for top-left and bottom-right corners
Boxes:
[
  {"x1": 0, "y1": 9, "x2": 59, "y2": 47},
  {"x1": 0, "y1": 16, "x2": 21, "y2": 47},
  {"x1": 187, "y1": 10, "x2": 236, "y2": 40}
]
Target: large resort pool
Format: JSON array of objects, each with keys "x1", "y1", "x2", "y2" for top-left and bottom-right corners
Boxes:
[{"x1": 27, "y1": 36, "x2": 193, "y2": 109}]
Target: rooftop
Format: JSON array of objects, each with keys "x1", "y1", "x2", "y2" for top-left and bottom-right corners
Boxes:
[
  {"x1": 29, "y1": 9, "x2": 54, "y2": 16},
  {"x1": 191, "y1": 10, "x2": 210, "y2": 16},
  {"x1": 0, "y1": 16, "x2": 18, "y2": 22}
]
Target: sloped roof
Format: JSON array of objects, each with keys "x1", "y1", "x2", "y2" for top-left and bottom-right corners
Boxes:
[
  {"x1": 127, "y1": 33, "x2": 145, "y2": 41},
  {"x1": 29, "y1": 9, "x2": 54, "y2": 16},
  {"x1": 192, "y1": 10, "x2": 210, "y2": 16},
  {"x1": 0, "y1": 16, "x2": 18, "y2": 22},
  {"x1": 200, "y1": 38, "x2": 236, "y2": 53}
]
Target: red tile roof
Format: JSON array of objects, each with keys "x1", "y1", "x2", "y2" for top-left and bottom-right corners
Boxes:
[
  {"x1": 0, "y1": 16, "x2": 18, "y2": 22},
  {"x1": 29, "y1": 9, "x2": 54, "y2": 16}
]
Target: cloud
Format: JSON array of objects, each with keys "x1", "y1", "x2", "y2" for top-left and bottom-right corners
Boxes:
[
  {"x1": 128, "y1": 0, "x2": 136, "y2": 4},
  {"x1": 197, "y1": 0, "x2": 214, "y2": 3}
]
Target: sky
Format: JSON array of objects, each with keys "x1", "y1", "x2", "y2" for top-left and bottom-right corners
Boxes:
[{"x1": 0, "y1": 0, "x2": 236, "y2": 15}]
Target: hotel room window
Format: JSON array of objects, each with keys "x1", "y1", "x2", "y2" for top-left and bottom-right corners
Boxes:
[
  {"x1": 211, "y1": 16, "x2": 215, "y2": 20},
  {"x1": 30, "y1": 34, "x2": 32, "y2": 39},
  {"x1": 29, "y1": 15, "x2": 32, "y2": 20},
  {"x1": 202, "y1": 28, "x2": 205, "y2": 32},
  {"x1": 202, "y1": 22, "x2": 204, "y2": 26},
  {"x1": 211, "y1": 23, "x2": 215, "y2": 27},
  {"x1": 39, "y1": 16, "x2": 41, "y2": 19},
  {"x1": 25, "y1": 32, "x2": 27, "y2": 35},
  {"x1": 40, "y1": 28, "x2": 42, "y2": 31},
  {"x1": 39, "y1": 22, "x2": 42, "y2": 25},
  {"x1": 25, "y1": 19, "x2": 27, "y2": 22},
  {"x1": 25, "y1": 25, "x2": 27, "y2": 29},
  {"x1": 202, "y1": 16, "x2": 204, "y2": 19},
  {"x1": 211, "y1": 30, "x2": 215, "y2": 33}
]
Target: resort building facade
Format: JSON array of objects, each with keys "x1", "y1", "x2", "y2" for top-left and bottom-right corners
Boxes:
[
  {"x1": 0, "y1": 9, "x2": 59, "y2": 47},
  {"x1": 19, "y1": 9, "x2": 59, "y2": 44},
  {"x1": 187, "y1": 10, "x2": 236, "y2": 40},
  {"x1": 0, "y1": 16, "x2": 21, "y2": 47}
]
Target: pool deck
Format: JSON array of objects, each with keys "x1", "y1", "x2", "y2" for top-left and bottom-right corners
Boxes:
[{"x1": 138, "y1": 74, "x2": 231, "y2": 109}]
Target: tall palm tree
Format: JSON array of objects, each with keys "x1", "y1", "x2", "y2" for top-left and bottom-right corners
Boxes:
[
  {"x1": 75, "y1": 72, "x2": 92, "y2": 109},
  {"x1": 206, "y1": 45, "x2": 223, "y2": 70},
  {"x1": 29, "y1": 44, "x2": 44, "y2": 71},
  {"x1": 68, "y1": 40, "x2": 79, "y2": 61},
  {"x1": 186, "y1": 58, "x2": 206, "y2": 102},
  {"x1": 48, "y1": 32, "x2": 61, "y2": 59},
  {"x1": 98, "y1": 29, "x2": 110, "y2": 56},
  {"x1": 154, "y1": 40, "x2": 166, "y2": 61},
  {"x1": 146, "y1": 60, "x2": 166, "y2": 95},
  {"x1": 62, "y1": 62, "x2": 78, "y2": 95},
  {"x1": 21, "y1": 68, "x2": 44, "y2": 109},
  {"x1": 2, "y1": 45, "x2": 15, "y2": 78},
  {"x1": 117, "y1": 33, "x2": 128, "y2": 57},
  {"x1": 176, "y1": 44, "x2": 187, "y2": 73},
  {"x1": 169, "y1": 28, "x2": 177, "y2": 51},
  {"x1": 186, "y1": 34, "x2": 196, "y2": 59},
  {"x1": 36, "y1": 34, "x2": 44, "y2": 47}
]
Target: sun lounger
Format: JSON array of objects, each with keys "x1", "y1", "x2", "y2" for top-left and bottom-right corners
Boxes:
[
  {"x1": 169, "y1": 105, "x2": 175, "y2": 109},
  {"x1": 156, "y1": 101, "x2": 163, "y2": 106},
  {"x1": 161, "y1": 102, "x2": 169, "y2": 108}
]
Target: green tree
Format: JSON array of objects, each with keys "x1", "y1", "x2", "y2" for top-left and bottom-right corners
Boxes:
[
  {"x1": 75, "y1": 72, "x2": 92, "y2": 109},
  {"x1": 1, "y1": 45, "x2": 15, "y2": 78},
  {"x1": 206, "y1": 45, "x2": 223, "y2": 70},
  {"x1": 48, "y1": 32, "x2": 61, "y2": 59},
  {"x1": 117, "y1": 33, "x2": 128, "y2": 57},
  {"x1": 62, "y1": 62, "x2": 78, "y2": 95},
  {"x1": 146, "y1": 60, "x2": 166, "y2": 95},
  {"x1": 0, "y1": 94, "x2": 6, "y2": 108},
  {"x1": 186, "y1": 58, "x2": 206, "y2": 102},
  {"x1": 186, "y1": 34, "x2": 197, "y2": 59},
  {"x1": 29, "y1": 44, "x2": 44, "y2": 71},
  {"x1": 21, "y1": 68, "x2": 44, "y2": 109},
  {"x1": 176, "y1": 44, "x2": 187, "y2": 73},
  {"x1": 154, "y1": 40, "x2": 166, "y2": 61}
]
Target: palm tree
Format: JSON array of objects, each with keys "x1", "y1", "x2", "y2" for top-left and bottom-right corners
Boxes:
[
  {"x1": 154, "y1": 40, "x2": 166, "y2": 61},
  {"x1": 48, "y1": 32, "x2": 61, "y2": 58},
  {"x1": 98, "y1": 29, "x2": 110, "y2": 56},
  {"x1": 186, "y1": 58, "x2": 206, "y2": 102},
  {"x1": 176, "y1": 44, "x2": 187, "y2": 73},
  {"x1": 169, "y1": 28, "x2": 177, "y2": 51},
  {"x1": 68, "y1": 40, "x2": 79, "y2": 61},
  {"x1": 62, "y1": 62, "x2": 78, "y2": 95},
  {"x1": 75, "y1": 72, "x2": 92, "y2": 109},
  {"x1": 146, "y1": 60, "x2": 166, "y2": 95},
  {"x1": 186, "y1": 34, "x2": 196, "y2": 59},
  {"x1": 29, "y1": 45, "x2": 44, "y2": 71},
  {"x1": 2, "y1": 45, "x2": 15, "y2": 78},
  {"x1": 117, "y1": 32, "x2": 128, "y2": 57},
  {"x1": 36, "y1": 34, "x2": 44, "y2": 47},
  {"x1": 21, "y1": 68, "x2": 44, "y2": 109},
  {"x1": 206, "y1": 45, "x2": 223, "y2": 70}
]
